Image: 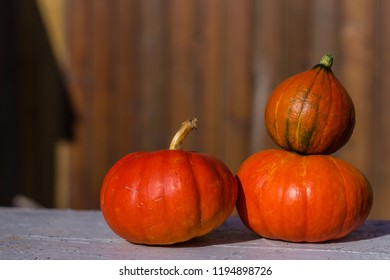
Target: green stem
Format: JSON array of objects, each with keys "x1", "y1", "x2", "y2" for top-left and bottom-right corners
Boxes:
[{"x1": 319, "y1": 54, "x2": 333, "y2": 68}]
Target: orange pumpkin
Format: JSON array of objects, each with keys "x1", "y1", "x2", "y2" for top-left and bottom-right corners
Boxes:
[
  {"x1": 236, "y1": 149, "x2": 373, "y2": 242},
  {"x1": 264, "y1": 54, "x2": 355, "y2": 154},
  {"x1": 100, "y1": 118, "x2": 237, "y2": 245}
]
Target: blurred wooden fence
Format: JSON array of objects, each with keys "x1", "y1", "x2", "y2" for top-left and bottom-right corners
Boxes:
[{"x1": 21, "y1": 0, "x2": 390, "y2": 218}]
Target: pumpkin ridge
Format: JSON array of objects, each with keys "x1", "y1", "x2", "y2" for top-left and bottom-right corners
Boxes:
[
  {"x1": 272, "y1": 75, "x2": 300, "y2": 148},
  {"x1": 139, "y1": 153, "x2": 158, "y2": 241},
  {"x1": 302, "y1": 156, "x2": 309, "y2": 241},
  {"x1": 100, "y1": 154, "x2": 130, "y2": 207},
  {"x1": 284, "y1": 75, "x2": 312, "y2": 150},
  {"x1": 243, "y1": 152, "x2": 280, "y2": 238},
  {"x1": 314, "y1": 70, "x2": 333, "y2": 152},
  {"x1": 116, "y1": 153, "x2": 150, "y2": 243},
  {"x1": 205, "y1": 155, "x2": 236, "y2": 223},
  {"x1": 327, "y1": 79, "x2": 355, "y2": 153},
  {"x1": 185, "y1": 152, "x2": 203, "y2": 230},
  {"x1": 327, "y1": 157, "x2": 349, "y2": 239},
  {"x1": 265, "y1": 151, "x2": 294, "y2": 239},
  {"x1": 297, "y1": 98, "x2": 320, "y2": 153},
  {"x1": 273, "y1": 85, "x2": 288, "y2": 147},
  {"x1": 299, "y1": 68, "x2": 329, "y2": 153},
  {"x1": 291, "y1": 67, "x2": 322, "y2": 152}
]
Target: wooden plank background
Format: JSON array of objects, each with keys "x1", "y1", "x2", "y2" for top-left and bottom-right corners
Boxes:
[{"x1": 14, "y1": 0, "x2": 389, "y2": 219}]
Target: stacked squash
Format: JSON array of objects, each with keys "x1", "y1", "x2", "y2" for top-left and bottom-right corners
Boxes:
[
  {"x1": 236, "y1": 54, "x2": 373, "y2": 242},
  {"x1": 100, "y1": 54, "x2": 373, "y2": 245}
]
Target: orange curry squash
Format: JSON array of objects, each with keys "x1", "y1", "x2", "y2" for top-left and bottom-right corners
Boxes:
[
  {"x1": 264, "y1": 54, "x2": 355, "y2": 155},
  {"x1": 236, "y1": 149, "x2": 373, "y2": 243},
  {"x1": 100, "y1": 118, "x2": 237, "y2": 245}
]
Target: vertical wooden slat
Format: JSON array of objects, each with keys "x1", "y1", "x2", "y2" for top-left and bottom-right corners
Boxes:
[
  {"x1": 112, "y1": 0, "x2": 139, "y2": 157},
  {"x1": 138, "y1": 0, "x2": 169, "y2": 150},
  {"x1": 224, "y1": 0, "x2": 254, "y2": 171},
  {"x1": 337, "y1": 0, "x2": 375, "y2": 176},
  {"x1": 337, "y1": 0, "x2": 376, "y2": 218},
  {"x1": 55, "y1": 140, "x2": 71, "y2": 208},
  {"x1": 283, "y1": 0, "x2": 313, "y2": 73},
  {"x1": 251, "y1": 0, "x2": 285, "y2": 153},
  {"x1": 373, "y1": 0, "x2": 390, "y2": 219},
  {"x1": 168, "y1": 0, "x2": 198, "y2": 149},
  {"x1": 309, "y1": 0, "x2": 340, "y2": 64},
  {"x1": 196, "y1": 0, "x2": 225, "y2": 157}
]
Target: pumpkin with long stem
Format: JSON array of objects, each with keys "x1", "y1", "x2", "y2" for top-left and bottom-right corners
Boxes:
[{"x1": 100, "y1": 118, "x2": 237, "y2": 245}]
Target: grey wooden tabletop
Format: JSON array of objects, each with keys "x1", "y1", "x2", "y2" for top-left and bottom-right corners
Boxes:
[{"x1": 0, "y1": 207, "x2": 389, "y2": 260}]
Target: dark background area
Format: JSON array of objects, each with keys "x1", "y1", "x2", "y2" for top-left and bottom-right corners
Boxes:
[{"x1": 1, "y1": 1, "x2": 73, "y2": 207}]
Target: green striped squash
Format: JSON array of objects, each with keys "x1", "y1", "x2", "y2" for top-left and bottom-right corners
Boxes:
[{"x1": 264, "y1": 54, "x2": 355, "y2": 155}]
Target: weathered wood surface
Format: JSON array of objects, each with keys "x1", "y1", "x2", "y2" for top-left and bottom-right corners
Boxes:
[{"x1": 1, "y1": 207, "x2": 389, "y2": 260}]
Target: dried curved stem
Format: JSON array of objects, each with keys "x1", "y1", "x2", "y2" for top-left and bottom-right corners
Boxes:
[{"x1": 169, "y1": 118, "x2": 198, "y2": 150}]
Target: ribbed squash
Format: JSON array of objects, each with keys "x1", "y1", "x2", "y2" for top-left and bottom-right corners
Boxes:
[
  {"x1": 264, "y1": 54, "x2": 355, "y2": 154},
  {"x1": 236, "y1": 149, "x2": 373, "y2": 242},
  {"x1": 100, "y1": 119, "x2": 237, "y2": 245}
]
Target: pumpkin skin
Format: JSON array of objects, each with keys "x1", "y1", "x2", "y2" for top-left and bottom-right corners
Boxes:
[
  {"x1": 100, "y1": 149, "x2": 237, "y2": 245},
  {"x1": 236, "y1": 149, "x2": 373, "y2": 243},
  {"x1": 264, "y1": 54, "x2": 355, "y2": 155}
]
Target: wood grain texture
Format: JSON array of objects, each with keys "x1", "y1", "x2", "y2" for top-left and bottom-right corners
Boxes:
[
  {"x1": 251, "y1": 0, "x2": 285, "y2": 152},
  {"x1": 15, "y1": 0, "x2": 387, "y2": 219},
  {"x1": 373, "y1": 0, "x2": 390, "y2": 219},
  {"x1": 1, "y1": 208, "x2": 389, "y2": 260},
  {"x1": 223, "y1": 0, "x2": 254, "y2": 172},
  {"x1": 337, "y1": 0, "x2": 375, "y2": 173},
  {"x1": 196, "y1": 0, "x2": 225, "y2": 157},
  {"x1": 167, "y1": 0, "x2": 198, "y2": 149}
]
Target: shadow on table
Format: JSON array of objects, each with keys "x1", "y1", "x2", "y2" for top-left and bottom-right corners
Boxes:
[
  {"x1": 169, "y1": 217, "x2": 260, "y2": 248},
  {"x1": 329, "y1": 220, "x2": 390, "y2": 243},
  {"x1": 170, "y1": 219, "x2": 390, "y2": 248}
]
